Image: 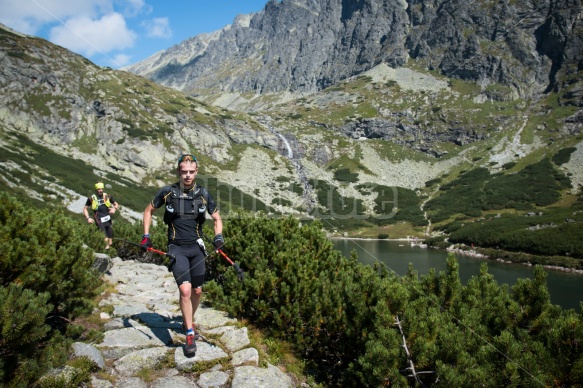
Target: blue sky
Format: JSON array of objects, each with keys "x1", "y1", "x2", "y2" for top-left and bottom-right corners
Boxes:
[{"x1": 0, "y1": 0, "x2": 269, "y2": 68}]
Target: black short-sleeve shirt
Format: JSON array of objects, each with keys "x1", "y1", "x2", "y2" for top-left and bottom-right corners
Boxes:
[{"x1": 151, "y1": 183, "x2": 218, "y2": 245}]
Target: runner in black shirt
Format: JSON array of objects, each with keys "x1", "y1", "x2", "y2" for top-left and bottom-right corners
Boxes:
[{"x1": 142, "y1": 154, "x2": 224, "y2": 357}]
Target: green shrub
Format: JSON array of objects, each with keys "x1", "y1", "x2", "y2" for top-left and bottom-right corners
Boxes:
[
  {"x1": 370, "y1": 185, "x2": 427, "y2": 226},
  {"x1": 552, "y1": 147, "x2": 577, "y2": 165},
  {"x1": 204, "y1": 215, "x2": 583, "y2": 386},
  {"x1": 426, "y1": 159, "x2": 571, "y2": 222},
  {"x1": 125, "y1": 126, "x2": 150, "y2": 138},
  {"x1": 309, "y1": 179, "x2": 365, "y2": 217},
  {"x1": 163, "y1": 107, "x2": 180, "y2": 114},
  {"x1": 271, "y1": 197, "x2": 293, "y2": 207},
  {"x1": 290, "y1": 182, "x2": 304, "y2": 196},
  {"x1": 502, "y1": 161, "x2": 517, "y2": 170},
  {"x1": 0, "y1": 192, "x2": 102, "y2": 386},
  {"x1": 425, "y1": 177, "x2": 442, "y2": 187},
  {"x1": 7, "y1": 51, "x2": 25, "y2": 59},
  {"x1": 116, "y1": 117, "x2": 134, "y2": 127},
  {"x1": 448, "y1": 214, "x2": 583, "y2": 259},
  {"x1": 334, "y1": 168, "x2": 359, "y2": 183}
]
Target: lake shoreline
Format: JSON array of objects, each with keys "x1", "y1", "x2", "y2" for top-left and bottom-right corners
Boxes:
[
  {"x1": 448, "y1": 246, "x2": 583, "y2": 275},
  {"x1": 329, "y1": 236, "x2": 583, "y2": 276}
]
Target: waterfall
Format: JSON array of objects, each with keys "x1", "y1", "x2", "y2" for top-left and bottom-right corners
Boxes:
[
  {"x1": 277, "y1": 133, "x2": 293, "y2": 159},
  {"x1": 258, "y1": 116, "x2": 316, "y2": 211}
]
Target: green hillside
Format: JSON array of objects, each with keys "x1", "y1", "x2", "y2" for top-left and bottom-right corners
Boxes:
[{"x1": 1, "y1": 24, "x2": 582, "y2": 270}]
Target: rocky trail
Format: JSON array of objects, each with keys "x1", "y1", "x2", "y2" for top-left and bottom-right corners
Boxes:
[{"x1": 70, "y1": 255, "x2": 295, "y2": 388}]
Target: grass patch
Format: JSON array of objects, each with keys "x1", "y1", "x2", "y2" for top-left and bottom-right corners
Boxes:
[
  {"x1": 334, "y1": 168, "x2": 359, "y2": 183},
  {"x1": 425, "y1": 158, "x2": 571, "y2": 223}
]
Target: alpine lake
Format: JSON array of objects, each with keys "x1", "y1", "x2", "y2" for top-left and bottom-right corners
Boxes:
[{"x1": 332, "y1": 239, "x2": 582, "y2": 311}]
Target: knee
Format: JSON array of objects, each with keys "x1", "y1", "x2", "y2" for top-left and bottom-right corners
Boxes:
[
  {"x1": 179, "y1": 285, "x2": 192, "y2": 299},
  {"x1": 193, "y1": 287, "x2": 203, "y2": 296}
]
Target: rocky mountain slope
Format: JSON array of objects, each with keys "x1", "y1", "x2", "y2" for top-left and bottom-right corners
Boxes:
[
  {"x1": 124, "y1": 0, "x2": 583, "y2": 111},
  {"x1": 1, "y1": 1, "x2": 582, "y2": 239}
]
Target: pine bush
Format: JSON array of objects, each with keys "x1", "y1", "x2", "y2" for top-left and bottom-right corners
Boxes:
[
  {"x1": 0, "y1": 192, "x2": 102, "y2": 386},
  {"x1": 205, "y1": 215, "x2": 583, "y2": 386}
]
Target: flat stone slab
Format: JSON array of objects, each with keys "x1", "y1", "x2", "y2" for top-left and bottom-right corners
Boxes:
[
  {"x1": 231, "y1": 348, "x2": 259, "y2": 367},
  {"x1": 113, "y1": 303, "x2": 150, "y2": 317},
  {"x1": 198, "y1": 370, "x2": 230, "y2": 388},
  {"x1": 195, "y1": 306, "x2": 237, "y2": 329},
  {"x1": 175, "y1": 342, "x2": 229, "y2": 371},
  {"x1": 98, "y1": 326, "x2": 172, "y2": 349},
  {"x1": 131, "y1": 311, "x2": 183, "y2": 329},
  {"x1": 114, "y1": 346, "x2": 170, "y2": 376},
  {"x1": 72, "y1": 342, "x2": 105, "y2": 369},
  {"x1": 232, "y1": 364, "x2": 293, "y2": 388},
  {"x1": 150, "y1": 376, "x2": 199, "y2": 388},
  {"x1": 220, "y1": 327, "x2": 250, "y2": 352},
  {"x1": 114, "y1": 377, "x2": 148, "y2": 388}
]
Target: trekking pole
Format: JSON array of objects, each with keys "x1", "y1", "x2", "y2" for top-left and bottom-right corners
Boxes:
[
  {"x1": 202, "y1": 233, "x2": 244, "y2": 282},
  {"x1": 113, "y1": 238, "x2": 176, "y2": 272}
]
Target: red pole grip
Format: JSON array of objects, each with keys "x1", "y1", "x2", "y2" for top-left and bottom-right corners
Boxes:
[{"x1": 217, "y1": 249, "x2": 235, "y2": 265}]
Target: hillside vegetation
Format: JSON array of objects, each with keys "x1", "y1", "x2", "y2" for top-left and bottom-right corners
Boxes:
[
  {"x1": 0, "y1": 193, "x2": 102, "y2": 386},
  {"x1": 203, "y1": 214, "x2": 583, "y2": 386},
  {"x1": 2, "y1": 191, "x2": 582, "y2": 386},
  {"x1": 1, "y1": 22, "x2": 582, "y2": 269}
]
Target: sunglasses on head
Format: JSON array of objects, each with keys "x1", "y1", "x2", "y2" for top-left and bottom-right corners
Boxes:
[{"x1": 178, "y1": 154, "x2": 197, "y2": 164}]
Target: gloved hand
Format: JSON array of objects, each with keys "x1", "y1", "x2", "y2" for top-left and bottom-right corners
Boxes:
[
  {"x1": 140, "y1": 234, "x2": 152, "y2": 250},
  {"x1": 214, "y1": 233, "x2": 224, "y2": 250}
]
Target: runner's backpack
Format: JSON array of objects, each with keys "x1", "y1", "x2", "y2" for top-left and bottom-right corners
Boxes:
[{"x1": 163, "y1": 184, "x2": 207, "y2": 225}]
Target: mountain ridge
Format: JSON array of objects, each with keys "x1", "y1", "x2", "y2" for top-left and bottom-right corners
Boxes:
[
  {"x1": 0, "y1": 4, "x2": 582, "y2": 243},
  {"x1": 123, "y1": 0, "x2": 583, "y2": 112}
]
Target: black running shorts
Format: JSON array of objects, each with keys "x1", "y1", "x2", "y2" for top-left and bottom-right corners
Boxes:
[{"x1": 168, "y1": 244, "x2": 205, "y2": 288}]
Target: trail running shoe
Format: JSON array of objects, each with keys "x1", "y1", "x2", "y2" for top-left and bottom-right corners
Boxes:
[
  {"x1": 184, "y1": 333, "x2": 196, "y2": 356},
  {"x1": 183, "y1": 322, "x2": 202, "y2": 340}
]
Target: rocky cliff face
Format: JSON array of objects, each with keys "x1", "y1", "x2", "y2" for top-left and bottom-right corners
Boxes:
[
  {"x1": 1, "y1": 15, "x2": 582, "y2": 225},
  {"x1": 0, "y1": 25, "x2": 280, "y2": 180},
  {"x1": 125, "y1": 0, "x2": 583, "y2": 108}
]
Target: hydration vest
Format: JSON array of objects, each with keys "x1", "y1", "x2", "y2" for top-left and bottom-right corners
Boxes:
[
  {"x1": 163, "y1": 184, "x2": 207, "y2": 225},
  {"x1": 90, "y1": 193, "x2": 112, "y2": 211}
]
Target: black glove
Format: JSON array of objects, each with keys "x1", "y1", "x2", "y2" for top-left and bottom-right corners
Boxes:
[
  {"x1": 140, "y1": 235, "x2": 152, "y2": 250},
  {"x1": 214, "y1": 233, "x2": 224, "y2": 250}
]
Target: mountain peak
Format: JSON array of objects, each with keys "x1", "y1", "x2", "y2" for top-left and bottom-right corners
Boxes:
[{"x1": 124, "y1": 0, "x2": 582, "y2": 112}]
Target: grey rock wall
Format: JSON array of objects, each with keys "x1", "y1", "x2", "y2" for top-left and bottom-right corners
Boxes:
[{"x1": 126, "y1": 0, "x2": 583, "y2": 105}]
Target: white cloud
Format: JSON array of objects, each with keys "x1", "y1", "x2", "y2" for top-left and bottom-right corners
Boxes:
[
  {"x1": 0, "y1": 0, "x2": 112, "y2": 34},
  {"x1": 115, "y1": 0, "x2": 149, "y2": 17},
  {"x1": 49, "y1": 13, "x2": 136, "y2": 57},
  {"x1": 110, "y1": 53, "x2": 132, "y2": 67},
  {"x1": 142, "y1": 17, "x2": 172, "y2": 38}
]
